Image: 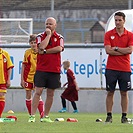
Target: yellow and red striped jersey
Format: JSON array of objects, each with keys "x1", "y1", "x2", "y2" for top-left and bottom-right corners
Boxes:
[
  {"x1": 0, "y1": 48, "x2": 14, "y2": 84},
  {"x1": 22, "y1": 48, "x2": 37, "y2": 83}
]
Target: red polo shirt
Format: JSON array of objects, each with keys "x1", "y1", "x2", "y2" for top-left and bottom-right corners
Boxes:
[
  {"x1": 36, "y1": 31, "x2": 64, "y2": 73},
  {"x1": 104, "y1": 28, "x2": 133, "y2": 72}
]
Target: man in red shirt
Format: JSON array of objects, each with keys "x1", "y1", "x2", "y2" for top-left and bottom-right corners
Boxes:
[
  {"x1": 28, "y1": 17, "x2": 64, "y2": 122},
  {"x1": 104, "y1": 12, "x2": 133, "y2": 123}
]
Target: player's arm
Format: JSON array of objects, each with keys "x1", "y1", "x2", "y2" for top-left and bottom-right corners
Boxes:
[
  {"x1": 38, "y1": 28, "x2": 51, "y2": 54},
  {"x1": 105, "y1": 45, "x2": 124, "y2": 55},
  {"x1": 6, "y1": 68, "x2": 12, "y2": 88},
  {"x1": 114, "y1": 46, "x2": 133, "y2": 55},
  {"x1": 45, "y1": 37, "x2": 64, "y2": 54},
  {"x1": 20, "y1": 63, "x2": 25, "y2": 88},
  {"x1": 45, "y1": 46, "x2": 63, "y2": 54}
]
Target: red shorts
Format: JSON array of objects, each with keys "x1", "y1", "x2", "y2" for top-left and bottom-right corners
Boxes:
[
  {"x1": 24, "y1": 82, "x2": 35, "y2": 90},
  {"x1": 0, "y1": 84, "x2": 7, "y2": 93}
]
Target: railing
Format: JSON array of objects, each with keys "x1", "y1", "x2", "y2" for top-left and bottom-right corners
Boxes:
[{"x1": 33, "y1": 18, "x2": 100, "y2": 43}]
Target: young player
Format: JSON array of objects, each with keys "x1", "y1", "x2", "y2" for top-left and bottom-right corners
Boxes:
[
  {"x1": 59, "y1": 60, "x2": 79, "y2": 113},
  {"x1": 0, "y1": 48, "x2": 14, "y2": 118},
  {"x1": 20, "y1": 34, "x2": 44, "y2": 120}
]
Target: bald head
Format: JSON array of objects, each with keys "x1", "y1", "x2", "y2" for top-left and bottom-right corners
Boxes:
[
  {"x1": 46, "y1": 17, "x2": 56, "y2": 25},
  {"x1": 45, "y1": 17, "x2": 57, "y2": 33}
]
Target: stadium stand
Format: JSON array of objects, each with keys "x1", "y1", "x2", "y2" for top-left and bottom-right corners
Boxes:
[{"x1": 0, "y1": 0, "x2": 132, "y2": 11}]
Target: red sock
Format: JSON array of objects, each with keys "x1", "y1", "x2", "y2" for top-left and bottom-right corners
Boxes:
[
  {"x1": 0, "y1": 101, "x2": 5, "y2": 118},
  {"x1": 26, "y1": 99, "x2": 32, "y2": 115},
  {"x1": 38, "y1": 100, "x2": 44, "y2": 118}
]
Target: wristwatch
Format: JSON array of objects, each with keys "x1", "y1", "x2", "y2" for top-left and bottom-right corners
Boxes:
[
  {"x1": 43, "y1": 50, "x2": 46, "y2": 54},
  {"x1": 114, "y1": 46, "x2": 119, "y2": 51}
]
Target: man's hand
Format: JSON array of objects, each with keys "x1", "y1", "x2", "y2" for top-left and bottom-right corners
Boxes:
[
  {"x1": 6, "y1": 79, "x2": 11, "y2": 88},
  {"x1": 20, "y1": 80, "x2": 25, "y2": 88},
  {"x1": 45, "y1": 28, "x2": 51, "y2": 36},
  {"x1": 76, "y1": 87, "x2": 80, "y2": 91},
  {"x1": 38, "y1": 28, "x2": 51, "y2": 53}
]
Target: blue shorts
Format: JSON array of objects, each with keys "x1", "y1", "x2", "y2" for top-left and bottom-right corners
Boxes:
[
  {"x1": 105, "y1": 69, "x2": 131, "y2": 92},
  {"x1": 34, "y1": 70, "x2": 61, "y2": 89}
]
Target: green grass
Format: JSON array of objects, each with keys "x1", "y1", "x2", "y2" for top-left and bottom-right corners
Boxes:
[{"x1": 0, "y1": 112, "x2": 133, "y2": 133}]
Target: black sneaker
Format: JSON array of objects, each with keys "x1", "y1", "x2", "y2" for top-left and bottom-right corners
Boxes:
[
  {"x1": 105, "y1": 116, "x2": 112, "y2": 123},
  {"x1": 121, "y1": 116, "x2": 130, "y2": 123}
]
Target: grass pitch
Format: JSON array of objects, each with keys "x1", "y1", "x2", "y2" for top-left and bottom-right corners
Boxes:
[{"x1": 0, "y1": 112, "x2": 132, "y2": 133}]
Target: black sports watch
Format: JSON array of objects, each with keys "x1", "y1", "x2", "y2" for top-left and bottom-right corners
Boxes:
[
  {"x1": 114, "y1": 46, "x2": 119, "y2": 51},
  {"x1": 43, "y1": 50, "x2": 46, "y2": 54}
]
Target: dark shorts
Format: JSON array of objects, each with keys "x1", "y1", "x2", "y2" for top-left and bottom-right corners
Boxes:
[
  {"x1": 105, "y1": 69, "x2": 131, "y2": 92},
  {"x1": 34, "y1": 70, "x2": 61, "y2": 89}
]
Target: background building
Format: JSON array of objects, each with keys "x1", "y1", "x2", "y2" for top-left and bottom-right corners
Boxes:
[{"x1": 0, "y1": 0, "x2": 132, "y2": 43}]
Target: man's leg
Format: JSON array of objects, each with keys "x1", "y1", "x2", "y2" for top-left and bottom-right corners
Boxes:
[
  {"x1": 120, "y1": 91, "x2": 128, "y2": 113},
  {"x1": 40, "y1": 89, "x2": 55, "y2": 123},
  {"x1": 105, "y1": 91, "x2": 114, "y2": 123},
  {"x1": 28, "y1": 87, "x2": 43, "y2": 122},
  {"x1": 120, "y1": 91, "x2": 129, "y2": 123},
  {"x1": 106, "y1": 91, "x2": 114, "y2": 113},
  {"x1": 31, "y1": 87, "x2": 43, "y2": 115},
  {"x1": 38, "y1": 98, "x2": 45, "y2": 118},
  {"x1": 44, "y1": 89, "x2": 55, "y2": 116}
]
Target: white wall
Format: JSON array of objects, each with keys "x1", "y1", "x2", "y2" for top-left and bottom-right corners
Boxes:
[
  {"x1": 4, "y1": 45, "x2": 133, "y2": 88},
  {"x1": 5, "y1": 89, "x2": 133, "y2": 113},
  {"x1": 4, "y1": 46, "x2": 106, "y2": 88}
]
